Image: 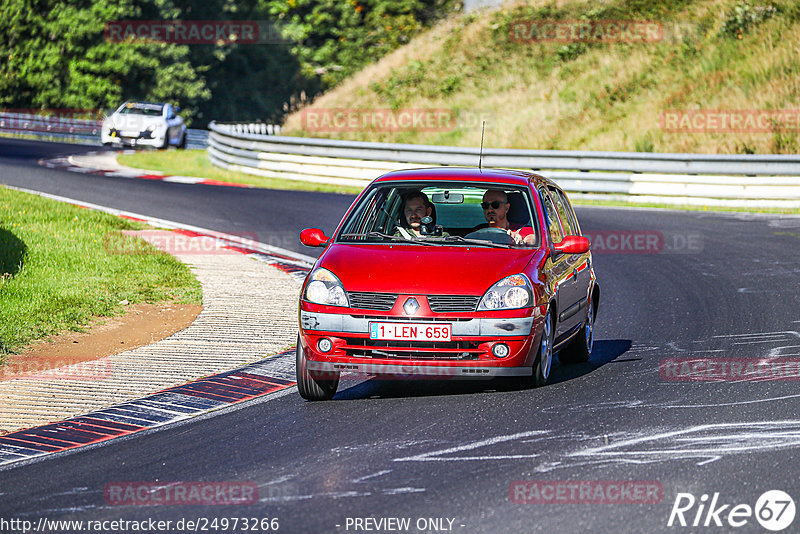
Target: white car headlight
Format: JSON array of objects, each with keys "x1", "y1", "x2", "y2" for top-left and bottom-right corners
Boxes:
[
  {"x1": 304, "y1": 268, "x2": 349, "y2": 307},
  {"x1": 478, "y1": 274, "x2": 533, "y2": 310}
]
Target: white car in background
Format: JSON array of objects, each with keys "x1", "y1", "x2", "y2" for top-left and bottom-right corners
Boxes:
[{"x1": 101, "y1": 101, "x2": 187, "y2": 149}]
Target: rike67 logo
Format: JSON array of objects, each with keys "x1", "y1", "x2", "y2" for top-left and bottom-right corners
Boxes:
[{"x1": 668, "y1": 490, "x2": 795, "y2": 531}]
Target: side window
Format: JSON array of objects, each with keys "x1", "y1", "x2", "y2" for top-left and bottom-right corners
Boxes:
[
  {"x1": 339, "y1": 188, "x2": 384, "y2": 238},
  {"x1": 555, "y1": 189, "x2": 580, "y2": 235},
  {"x1": 376, "y1": 188, "x2": 402, "y2": 233},
  {"x1": 548, "y1": 187, "x2": 576, "y2": 236},
  {"x1": 538, "y1": 188, "x2": 563, "y2": 243}
]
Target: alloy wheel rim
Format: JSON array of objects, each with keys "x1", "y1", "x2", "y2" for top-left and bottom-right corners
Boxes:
[
  {"x1": 585, "y1": 301, "x2": 594, "y2": 353},
  {"x1": 541, "y1": 312, "x2": 552, "y2": 379}
]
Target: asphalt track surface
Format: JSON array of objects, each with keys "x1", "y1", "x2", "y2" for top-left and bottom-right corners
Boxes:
[{"x1": 2, "y1": 138, "x2": 800, "y2": 533}]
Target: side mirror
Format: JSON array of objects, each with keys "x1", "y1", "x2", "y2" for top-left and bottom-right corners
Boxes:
[
  {"x1": 300, "y1": 228, "x2": 329, "y2": 247},
  {"x1": 554, "y1": 235, "x2": 590, "y2": 254}
]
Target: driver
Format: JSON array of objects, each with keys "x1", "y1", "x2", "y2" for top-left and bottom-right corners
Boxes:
[{"x1": 481, "y1": 189, "x2": 536, "y2": 245}]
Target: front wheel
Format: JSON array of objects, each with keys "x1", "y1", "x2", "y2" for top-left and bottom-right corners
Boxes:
[
  {"x1": 296, "y1": 335, "x2": 339, "y2": 401},
  {"x1": 532, "y1": 309, "x2": 554, "y2": 387}
]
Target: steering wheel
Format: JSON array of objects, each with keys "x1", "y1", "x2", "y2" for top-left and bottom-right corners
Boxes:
[{"x1": 464, "y1": 227, "x2": 515, "y2": 245}]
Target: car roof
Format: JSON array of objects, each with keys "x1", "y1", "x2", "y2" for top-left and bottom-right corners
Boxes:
[{"x1": 372, "y1": 166, "x2": 555, "y2": 188}]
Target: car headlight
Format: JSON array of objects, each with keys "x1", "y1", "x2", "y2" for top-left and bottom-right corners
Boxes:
[
  {"x1": 304, "y1": 268, "x2": 349, "y2": 307},
  {"x1": 478, "y1": 274, "x2": 533, "y2": 310}
]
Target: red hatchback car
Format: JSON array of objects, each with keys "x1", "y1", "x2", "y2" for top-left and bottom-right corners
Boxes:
[{"x1": 297, "y1": 167, "x2": 599, "y2": 400}]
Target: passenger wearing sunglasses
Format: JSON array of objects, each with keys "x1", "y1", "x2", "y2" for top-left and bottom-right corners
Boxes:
[{"x1": 480, "y1": 189, "x2": 536, "y2": 245}]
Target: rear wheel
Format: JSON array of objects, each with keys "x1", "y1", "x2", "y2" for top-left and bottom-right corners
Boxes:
[
  {"x1": 532, "y1": 309, "x2": 554, "y2": 387},
  {"x1": 559, "y1": 298, "x2": 594, "y2": 364},
  {"x1": 296, "y1": 335, "x2": 339, "y2": 401}
]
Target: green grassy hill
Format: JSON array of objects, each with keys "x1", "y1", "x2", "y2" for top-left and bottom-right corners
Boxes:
[{"x1": 282, "y1": 0, "x2": 799, "y2": 154}]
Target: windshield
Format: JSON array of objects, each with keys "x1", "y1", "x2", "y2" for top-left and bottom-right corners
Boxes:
[
  {"x1": 118, "y1": 103, "x2": 164, "y2": 116},
  {"x1": 337, "y1": 181, "x2": 540, "y2": 248}
]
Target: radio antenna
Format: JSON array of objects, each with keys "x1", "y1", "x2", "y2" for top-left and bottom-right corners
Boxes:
[{"x1": 479, "y1": 120, "x2": 485, "y2": 172}]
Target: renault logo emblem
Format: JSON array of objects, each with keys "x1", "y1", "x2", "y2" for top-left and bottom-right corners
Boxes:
[{"x1": 403, "y1": 297, "x2": 420, "y2": 315}]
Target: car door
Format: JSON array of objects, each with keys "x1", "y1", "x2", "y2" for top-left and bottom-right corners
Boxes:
[
  {"x1": 164, "y1": 104, "x2": 180, "y2": 144},
  {"x1": 546, "y1": 186, "x2": 590, "y2": 337},
  {"x1": 538, "y1": 187, "x2": 578, "y2": 339},
  {"x1": 552, "y1": 187, "x2": 592, "y2": 313}
]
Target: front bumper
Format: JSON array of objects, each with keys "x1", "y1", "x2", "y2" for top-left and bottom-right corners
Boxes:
[
  {"x1": 102, "y1": 128, "x2": 164, "y2": 147},
  {"x1": 307, "y1": 360, "x2": 532, "y2": 377},
  {"x1": 299, "y1": 310, "x2": 541, "y2": 377}
]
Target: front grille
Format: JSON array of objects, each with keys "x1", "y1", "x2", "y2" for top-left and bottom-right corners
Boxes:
[
  {"x1": 342, "y1": 338, "x2": 482, "y2": 360},
  {"x1": 349, "y1": 315, "x2": 473, "y2": 321},
  {"x1": 346, "y1": 293, "x2": 480, "y2": 313},
  {"x1": 428, "y1": 295, "x2": 481, "y2": 312},
  {"x1": 348, "y1": 291, "x2": 397, "y2": 311}
]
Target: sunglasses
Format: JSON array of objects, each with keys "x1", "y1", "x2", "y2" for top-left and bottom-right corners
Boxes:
[{"x1": 481, "y1": 200, "x2": 504, "y2": 210}]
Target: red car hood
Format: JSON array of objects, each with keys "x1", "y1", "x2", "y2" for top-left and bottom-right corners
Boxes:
[{"x1": 317, "y1": 244, "x2": 539, "y2": 295}]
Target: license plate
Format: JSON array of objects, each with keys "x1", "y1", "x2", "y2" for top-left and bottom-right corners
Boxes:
[
  {"x1": 122, "y1": 130, "x2": 139, "y2": 137},
  {"x1": 369, "y1": 322, "x2": 451, "y2": 341}
]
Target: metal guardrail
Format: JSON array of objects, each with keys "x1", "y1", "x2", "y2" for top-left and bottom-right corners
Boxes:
[
  {"x1": 0, "y1": 110, "x2": 208, "y2": 150},
  {"x1": 207, "y1": 121, "x2": 800, "y2": 207}
]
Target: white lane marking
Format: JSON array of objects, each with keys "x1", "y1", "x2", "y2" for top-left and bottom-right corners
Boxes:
[
  {"x1": 382, "y1": 487, "x2": 426, "y2": 495},
  {"x1": 2, "y1": 185, "x2": 317, "y2": 265},
  {"x1": 393, "y1": 431, "x2": 548, "y2": 462},
  {"x1": 712, "y1": 331, "x2": 800, "y2": 340},
  {"x1": 163, "y1": 176, "x2": 204, "y2": 184},
  {"x1": 667, "y1": 393, "x2": 800, "y2": 408},
  {"x1": 352, "y1": 470, "x2": 392, "y2": 483},
  {"x1": 258, "y1": 474, "x2": 296, "y2": 487},
  {"x1": 568, "y1": 421, "x2": 800, "y2": 466}
]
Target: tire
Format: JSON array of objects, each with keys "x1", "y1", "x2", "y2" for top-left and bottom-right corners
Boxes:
[
  {"x1": 532, "y1": 309, "x2": 554, "y2": 387},
  {"x1": 177, "y1": 133, "x2": 186, "y2": 149},
  {"x1": 559, "y1": 297, "x2": 595, "y2": 364},
  {"x1": 296, "y1": 335, "x2": 339, "y2": 401}
]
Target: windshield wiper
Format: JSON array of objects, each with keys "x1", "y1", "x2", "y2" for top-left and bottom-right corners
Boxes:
[
  {"x1": 441, "y1": 235, "x2": 512, "y2": 249},
  {"x1": 339, "y1": 231, "x2": 434, "y2": 246}
]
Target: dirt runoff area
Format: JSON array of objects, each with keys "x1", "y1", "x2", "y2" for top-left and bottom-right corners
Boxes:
[{"x1": 0, "y1": 302, "x2": 202, "y2": 381}]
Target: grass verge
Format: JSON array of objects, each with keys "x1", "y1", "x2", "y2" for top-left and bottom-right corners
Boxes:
[
  {"x1": 282, "y1": 0, "x2": 800, "y2": 154},
  {"x1": 117, "y1": 149, "x2": 365, "y2": 195},
  {"x1": 0, "y1": 187, "x2": 202, "y2": 359}
]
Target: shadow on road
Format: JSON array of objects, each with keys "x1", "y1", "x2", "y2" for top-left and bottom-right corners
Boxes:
[{"x1": 333, "y1": 338, "x2": 632, "y2": 400}]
